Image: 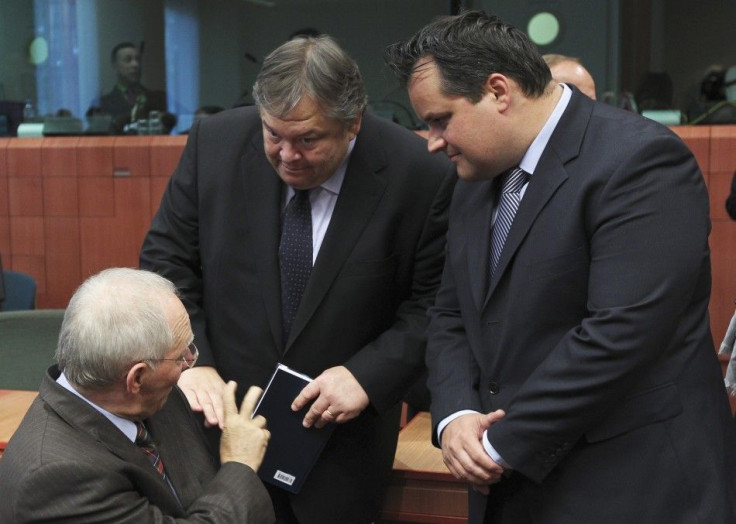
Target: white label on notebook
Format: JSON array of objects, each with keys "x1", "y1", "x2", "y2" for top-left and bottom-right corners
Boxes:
[{"x1": 274, "y1": 470, "x2": 296, "y2": 486}]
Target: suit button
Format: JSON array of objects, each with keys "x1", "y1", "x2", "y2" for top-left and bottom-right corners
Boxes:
[{"x1": 488, "y1": 381, "x2": 500, "y2": 395}]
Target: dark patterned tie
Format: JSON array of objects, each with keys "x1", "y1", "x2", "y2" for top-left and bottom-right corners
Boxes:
[
  {"x1": 489, "y1": 167, "x2": 529, "y2": 281},
  {"x1": 280, "y1": 189, "x2": 313, "y2": 340},
  {"x1": 135, "y1": 421, "x2": 167, "y2": 478}
]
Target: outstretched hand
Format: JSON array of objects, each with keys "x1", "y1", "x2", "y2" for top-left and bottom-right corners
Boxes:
[{"x1": 219, "y1": 382, "x2": 270, "y2": 472}]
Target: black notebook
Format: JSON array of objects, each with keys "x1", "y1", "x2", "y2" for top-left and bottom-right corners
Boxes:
[{"x1": 252, "y1": 363, "x2": 335, "y2": 493}]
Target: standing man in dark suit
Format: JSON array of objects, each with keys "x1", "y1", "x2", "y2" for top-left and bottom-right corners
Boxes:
[
  {"x1": 385, "y1": 10, "x2": 736, "y2": 523},
  {"x1": 0, "y1": 268, "x2": 274, "y2": 523},
  {"x1": 93, "y1": 42, "x2": 168, "y2": 134},
  {"x1": 140, "y1": 35, "x2": 455, "y2": 523}
]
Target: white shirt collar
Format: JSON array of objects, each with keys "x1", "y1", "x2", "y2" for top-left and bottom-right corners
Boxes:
[
  {"x1": 519, "y1": 83, "x2": 572, "y2": 176},
  {"x1": 57, "y1": 371, "x2": 138, "y2": 442}
]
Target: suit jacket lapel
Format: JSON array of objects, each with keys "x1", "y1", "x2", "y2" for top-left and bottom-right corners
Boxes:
[
  {"x1": 463, "y1": 180, "x2": 495, "y2": 310},
  {"x1": 241, "y1": 138, "x2": 286, "y2": 350},
  {"x1": 40, "y1": 370, "x2": 182, "y2": 512},
  {"x1": 285, "y1": 118, "x2": 388, "y2": 350},
  {"x1": 483, "y1": 91, "x2": 590, "y2": 305}
]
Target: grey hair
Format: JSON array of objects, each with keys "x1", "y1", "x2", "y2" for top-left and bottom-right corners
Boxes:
[
  {"x1": 252, "y1": 35, "x2": 367, "y2": 127},
  {"x1": 56, "y1": 268, "x2": 179, "y2": 389}
]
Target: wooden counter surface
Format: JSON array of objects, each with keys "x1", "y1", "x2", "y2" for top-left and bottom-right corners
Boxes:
[
  {"x1": 0, "y1": 389, "x2": 38, "y2": 456},
  {"x1": 379, "y1": 412, "x2": 468, "y2": 523}
]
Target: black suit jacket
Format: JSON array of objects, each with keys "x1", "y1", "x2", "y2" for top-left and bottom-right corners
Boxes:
[
  {"x1": 427, "y1": 89, "x2": 736, "y2": 522},
  {"x1": 140, "y1": 107, "x2": 455, "y2": 522},
  {"x1": 97, "y1": 85, "x2": 167, "y2": 134},
  {"x1": 0, "y1": 366, "x2": 274, "y2": 523}
]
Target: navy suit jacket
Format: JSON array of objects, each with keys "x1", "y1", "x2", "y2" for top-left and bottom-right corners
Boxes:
[
  {"x1": 0, "y1": 366, "x2": 274, "y2": 523},
  {"x1": 140, "y1": 106, "x2": 455, "y2": 522},
  {"x1": 427, "y1": 88, "x2": 736, "y2": 522}
]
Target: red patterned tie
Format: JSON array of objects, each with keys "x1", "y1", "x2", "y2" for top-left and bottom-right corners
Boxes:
[{"x1": 135, "y1": 421, "x2": 166, "y2": 478}]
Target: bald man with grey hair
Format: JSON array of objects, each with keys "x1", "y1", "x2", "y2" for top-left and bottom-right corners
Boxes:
[
  {"x1": 0, "y1": 267, "x2": 275, "y2": 523},
  {"x1": 543, "y1": 53, "x2": 597, "y2": 100}
]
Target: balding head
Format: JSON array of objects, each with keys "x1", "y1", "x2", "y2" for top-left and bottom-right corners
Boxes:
[{"x1": 543, "y1": 54, "x2": 596, "y2": 100}]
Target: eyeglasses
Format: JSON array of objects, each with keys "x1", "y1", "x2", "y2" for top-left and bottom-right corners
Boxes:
[{"x1": 146, "y1": 342, "x2": 199, "y2": 370}]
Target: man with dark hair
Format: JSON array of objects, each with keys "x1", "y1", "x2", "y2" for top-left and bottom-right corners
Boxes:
[
  {"x1": 386, "y1": 10, "x2": 736, "y2": 523},
  {"x1": 0, "y1": 268, "x2": 274, "y2": 522},
  {"x1": 141, "y1": 35, "x2": 455, "y2": 523},
  {"x1": 94, "y1": 42, "x2": 168, "y2": 134}
]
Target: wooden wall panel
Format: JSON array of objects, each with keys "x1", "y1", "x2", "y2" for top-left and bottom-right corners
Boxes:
[
  {"x1": 43, "y1": 177, "x2": 79, "y2": 217},
  {"x1": 41, "y1": 138, "x2": 79, "y2": 177},
  {"x1": 78, "y1": 177, "x2": 115, "y2": 217},
  {"x1": 9, "y1": 217, "x2": 44, "y2": 257},
  {"x1": 0, "y1": 217, "x2": 10, "y2": 257},
  {"x1": 79, "y1": 177, "x2": 151, "y2": 278},
  {"x1": 710, "y1": 126, "x2": 736, "y2": 173},
  {"x1": 0, "y1": 138, "x2": 9, "y2": 178},
  {"x1": 6, "y1": 138, "x2": 42, "y2": 177},
  {"x1": 44, "y1": 217, "x2": 81, "y2": 308},
  {"x1": 77, "y1": 137, "x2": 115, "y2": 177},
  {"x1": 673, "y1": 126, "x2": 710, "y2": 176},
  {"x1": 0, "y1": 176, "x2": 8, "y2": 218},
  {"x1": 8, "y1": 177, "x2": 43, "y2": 217},
  {"x1": 150, "y1": 135, "x2": 187, "y2": 176},
  {"x1": 113, "y1": 137, "x2": 150, "y2": 177}
]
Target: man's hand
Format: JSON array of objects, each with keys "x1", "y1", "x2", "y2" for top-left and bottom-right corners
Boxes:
[
  {"x1": 219, "y1": 382, "x2": 270, "y2": 471},
  {"x1": 441, "y1": 410, "x2": 506, "y2": 489},
  {"x1": 177, "y1": 366, "x2": 227, "y2": 428},
  {"x1": 291, "y1": 366, "x2": 369, "y2": 429}
]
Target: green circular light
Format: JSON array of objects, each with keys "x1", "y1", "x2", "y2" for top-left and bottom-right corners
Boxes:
[
  {"x1": 527, "y1": 12, "x2": 560, "y2": 47},
  {"x1": 29, "y1": 37, "x2": 49, "y2": 65}
]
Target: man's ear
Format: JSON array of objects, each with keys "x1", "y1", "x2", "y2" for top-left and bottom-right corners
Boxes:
[
  {"x1": 485, "y1": 73, "x2": 512, "y2": 111},
  {"x1": 348, "y1": 113, "x2": 363, "y2": 141},
  {"x1": 126, "y1": 362, "x2": 149, "y2": 394}
]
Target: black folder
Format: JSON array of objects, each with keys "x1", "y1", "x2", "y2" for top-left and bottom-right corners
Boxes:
[{"x1": 252, "y1": 363, "x2": 335, "y2": 493}]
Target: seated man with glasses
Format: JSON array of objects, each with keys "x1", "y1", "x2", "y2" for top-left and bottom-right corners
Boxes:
[{"x1": 0, "y1": 267, "x2": 275, "y2": 523}]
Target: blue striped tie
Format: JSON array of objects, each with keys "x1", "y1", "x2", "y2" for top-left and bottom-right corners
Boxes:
[{"x1": 489, "y1": 167, "x2": 529, "y2": 281}]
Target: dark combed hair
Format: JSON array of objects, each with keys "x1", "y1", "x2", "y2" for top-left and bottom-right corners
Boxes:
[
  {"x1": 385, "y1": 10, "x2": 551, "y2": 102},
  {"x1": 111, "y1": 42, "x2": 136, "y2": 63}
]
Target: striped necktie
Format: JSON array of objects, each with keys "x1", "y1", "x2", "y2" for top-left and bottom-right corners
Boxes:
[
  {"x1": 489, "y1": 167, "x2": 529, "y2": 281},
  {"x1": 135, "y1": 421, "x2": 167, "y2": 478},
  {"x1": 135, "y1": 421, "x2": 182, "y2": 505}
]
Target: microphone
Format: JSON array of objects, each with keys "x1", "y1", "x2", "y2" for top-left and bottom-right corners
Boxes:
[{"x1": 244, "y1": 52, "x2": 260, "y2": 64}]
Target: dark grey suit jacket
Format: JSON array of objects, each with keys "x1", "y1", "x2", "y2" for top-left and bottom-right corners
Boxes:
[
  {"x1": 427, "y1": 88, "x2": 736, "y2": 522},
  {"x1": 140, "y1": 107, "x2": 455, "y2": 522},
  {"x1": 0, "y1": 366, "x2": 274, "y2": 523}
]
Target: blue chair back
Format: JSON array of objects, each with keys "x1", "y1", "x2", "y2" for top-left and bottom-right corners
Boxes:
[{"x1": 1, "y1": 271, "x2": 37, "y2": 311}]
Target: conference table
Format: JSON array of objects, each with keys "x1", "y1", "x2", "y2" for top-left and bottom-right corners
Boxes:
[{"x1": 0, "y1": 389, "x2": 37, "y2": 457}]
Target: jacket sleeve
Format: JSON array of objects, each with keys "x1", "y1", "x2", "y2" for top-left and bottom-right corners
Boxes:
[
  {"x1": 344, "y1": 167, "x2": 456, "y2": 413},
  {"x1": 140, "y1": 119, "x2": 215, "y2": 365}
]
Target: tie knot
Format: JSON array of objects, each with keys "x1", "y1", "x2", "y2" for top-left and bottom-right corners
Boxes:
[
  {"x1": 135, "y1": 421, "x2": 153, "y2": 447},
  {"x1": 500, "y1": 167, "x2": 528, "y2": 194},
  {"x1": 293, "y1": 189, "x2": 310, "y2": 200}
]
